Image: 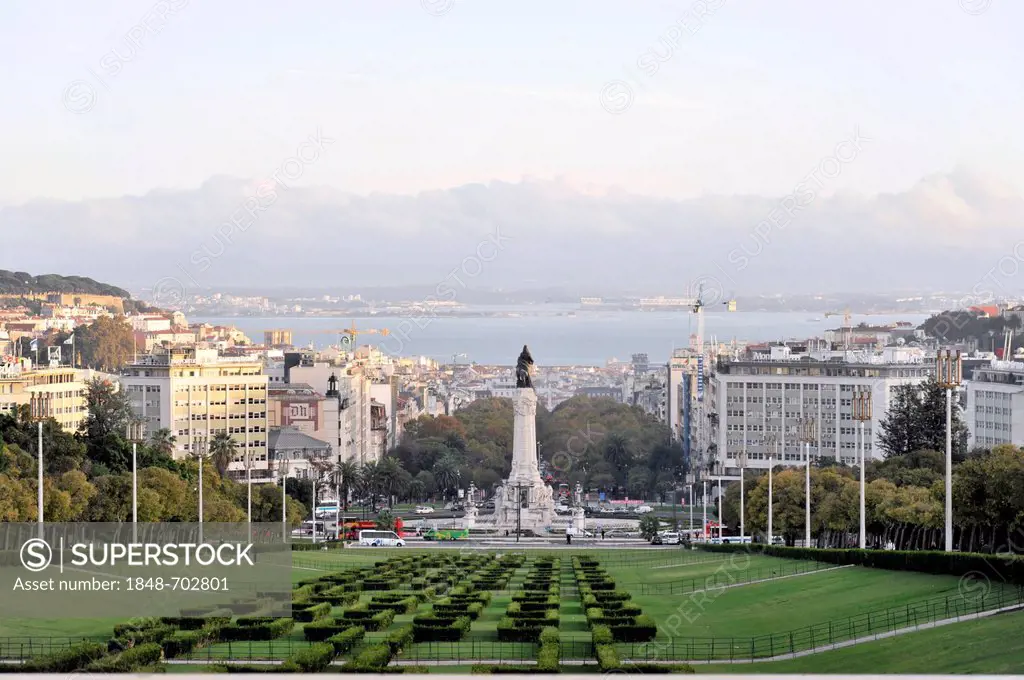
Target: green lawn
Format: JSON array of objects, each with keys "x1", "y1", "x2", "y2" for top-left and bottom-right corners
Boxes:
[{"x1": 699, "y1": 609, "x2": 1024, "y2": 674}]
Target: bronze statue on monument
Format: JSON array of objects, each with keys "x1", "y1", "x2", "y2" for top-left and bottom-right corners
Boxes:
[{"x1": 515, "y1": 345, "x2": 535, "y2": 389}]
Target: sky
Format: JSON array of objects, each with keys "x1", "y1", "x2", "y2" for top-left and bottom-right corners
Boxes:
[
  {"x1": 1, "y1": 1, "x2": 1022, "y2": 297},
  {"x1": 1, "y1": 0, "x2": 1020, "y2": 204}
]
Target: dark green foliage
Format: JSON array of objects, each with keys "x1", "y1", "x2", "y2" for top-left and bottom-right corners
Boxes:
[
  {"x1": 327, "y1": 626, "x2": 365, "y2": 655},
  {"x1": 85, "y1": 643, "x2": 163, "y2": 672},
  {"x1": 280, "y1": 642, "x2": 335, "y2": 673},
  {"x1": 342, "y1": 643, "x2": 394, "y2": 671},
  {"x1": 20, "y1": 642, "x2": 106, "y2": 672},
  {"x1": 217, "y1": 618, "x2": 294, "y2": 641}
]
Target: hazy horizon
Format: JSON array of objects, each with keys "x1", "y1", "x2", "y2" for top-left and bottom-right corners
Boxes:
[{"x1": 1, "y1": 1, "x2": 1021, "y2": 298}]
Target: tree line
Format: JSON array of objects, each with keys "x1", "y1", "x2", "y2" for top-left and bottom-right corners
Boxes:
[
  {"x1": 0, "y1": 379, "x2": 306, "y2": 524},
  {"x1": 717, "y1": 379, "x2": 1023, "y2": 552}
]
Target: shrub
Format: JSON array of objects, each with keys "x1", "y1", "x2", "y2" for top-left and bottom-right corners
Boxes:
[
  {"x1": 537, "y1": 626, "x2": 560, "y2": 672},
  {"x1": 303, "y1": 619, "x2": 354, "y2": 642},
  {"x1": 413, "y1": 616, "x2": 472, "y2": 642},
  {"x1": 327, "y1": 626, "x2": 365, "y2": 655},
  {"x1": 342, "y1": 643, "x2": 393, "y2": 671},
  {"x1": 596, "y1": 644, "x2": 620, "y2": 671},
  {"x1": 387, "y1": 624, "x2": 415, "y2": 654},
  {"x1": 22, "y1": 642, "x2": 106, "y2": 673},
  {"x1": 218, "y1": 618, "x2": 295, "y2": 641},
  {"x1": 161, "y1": 626, "x2": 219, "y2": 658},
  {"x1": 293, "y1": 602, "x2": 331, "y2": 623},
  {"x1": 85, "y1": 643, "x2": 163, "y2": 672},
  {"x1": 591, "y1": 625, "x2": 613, "y2": 645},
  {"x1": 609, "y1": 614, "x2": 658, "y2": 642},
  {"x1": 281, "y1": 642, "x2": 336, "y2": 673}
]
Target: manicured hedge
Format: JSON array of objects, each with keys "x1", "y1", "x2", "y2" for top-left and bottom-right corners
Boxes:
[
  {"x1": 610, "y1": 614, "x2": 658, "y2": 642},
  {"x1": 386, "y1": 624, "x2": 415, "y2": 654},
  {"x1": 342, "y1": 643, "x2": 393, "y2": 671},
  {"x1": 218, "y1": 618, "x2": 294, "y2": 641},
  {"x1": 85, "y1": 643, "x2": 163, "y2": 672},
  {"x1": 281, "y1": 642, "x2": 335, "y2": 673},
  {"x1": 303, "y1": 619, "x2": 354, "y2": 642},
  {"x1": 699, "y1": 544, "x2": 1024, "y2": 584},
  {"x1": 161, "y1": 625, "x2": 220, "y2": 658},
  {"x1": 21, "y1": 642, "x2": 106, "y2": 673},
  {"x1": 596, "y1": 644, "x2": 620, "y2": 671},
  {"x1": 537, "y1": 627, "x2": 560, "y2": 672},
  {"x1": 413, "y1": 615, "x2": 471, "y2": 642},
  {"x1": 293, "y1": 602, "x2": 332, "y2": 623},
  {"x1": 327, "y1": 626, "x2": 365, "y2": 655}
]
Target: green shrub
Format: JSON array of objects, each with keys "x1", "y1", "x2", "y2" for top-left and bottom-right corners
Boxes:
[
  {"x1": 303, "y1": 619, "x2": 353, "y2": 642},
  {"x1": 22, "y1": 642, "x2": 106, "y2": 673},
  {"x1": 413, "y1": 616, "x2": 472, "y2": 642},
  {"x1": 161, "y1": 626, "x2": 220, "y2": 658},
  {"x1": 342, "y1": 643, "x2": 393, "y2": 671},
  {"x1": 113, "y1": 618, "x2": 161, "y2": 636},
  {"x1": 85, "y1": 643, "x2": 163, "y2": 672},
  {"x1": 218, "y1": 618, "x2": 295, "y2": 641},
  {"x1": 293, "y1": 601, "x2": 331, "y2": 623},
  {"x1": 609, "y1": 614, "x2": 657, "y2": 642},
  {"x1": 386, "y1": 624, "x2": 415, "y2": 654},
  {"x1": 281, "y1": 642, "x2": 335, "y2": 673},
  {"x1": 591, "y1": 625, "x2": 613, "y2": 645},
  {"x1": 596, "y1": 644, "x2": 620, "y2": 671},
  {"x1": 327, "y1": 626, "x2": 365, "y2": 655},
  {"x1": 215, "y1": 664, "x2": 279, "y2": 673}
]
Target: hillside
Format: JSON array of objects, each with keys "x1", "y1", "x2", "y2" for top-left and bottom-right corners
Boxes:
[{"x1": 0, "y1": 270, "x2": 131, "y2": 298}]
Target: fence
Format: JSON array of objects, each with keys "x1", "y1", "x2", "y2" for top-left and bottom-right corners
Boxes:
[
  {"x1": 619, "y1": 585, "x2": 1024, "y2": 662},
  {"x1": 628, "y1": 559, "x2": 833, "y2": 595},
  {"x1": 0, "y1": 636, "x2": 107, "y2": 661}
]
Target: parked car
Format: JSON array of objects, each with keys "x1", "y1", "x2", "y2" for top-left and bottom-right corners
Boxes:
[
  {"x1": 414, "y1": 505, "x2": 434, "y2": 514},
  {"x1": 634, "y1": 505, "x2": 654, "y2": 514},
  {"x1": 656, "y1": 532, "x2": 683, "y2": 545}
]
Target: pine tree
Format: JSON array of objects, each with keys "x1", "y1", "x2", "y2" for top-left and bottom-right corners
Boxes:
[{"x1": 878, "y1": 379, "x2": 967, "y2": 459}]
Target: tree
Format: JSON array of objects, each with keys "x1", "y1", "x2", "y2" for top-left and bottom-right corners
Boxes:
[
  {"x1": 433, "y1": 454, "x2": 463, "y2": 499},
  {"x1": 209, "y1": 432, "x2": 237, "y2": 477},
  {"x1": 82, "y1": 378, "x2": 133, "y2": 441},
  {"x1": 333, "y1": 460, "x2": 359, "y2": 512},
  {"x1": 878, "y1": 380, "x2": 967, "y2": 459},
  {"x1": 149, "y1": 429, "x2": 177, "y2": 457},
  {"x1": 638, "y1": 514, "x2": 661, "y2": 541},
  {"x1": 376, "y1": 508, "x2": 397, "y2": 532},
  {"x1": 66, "y1": 315, "x2": 137, "y2": 372}
]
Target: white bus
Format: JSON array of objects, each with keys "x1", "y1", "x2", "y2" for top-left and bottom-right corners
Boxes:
[{"x1": 358, "y1": 530, "x2": 406, "y2": 547}]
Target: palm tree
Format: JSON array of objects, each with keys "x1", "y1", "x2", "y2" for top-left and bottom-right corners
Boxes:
[
  {"x1": 333, "y1": 460, "x2": 359, "y2": 513},
  {"x1": 433, "y1": 454, "x2": 461, "y2": 501},
  {"x1": 604, "y1": 433, "x2": 634, "y2": 473},
  {"x1": 209, "y1": 432, "x2": 237, "y2": 477},
  {"x1": 150, "y1": 428, "x2": 177, "y2": 457}
]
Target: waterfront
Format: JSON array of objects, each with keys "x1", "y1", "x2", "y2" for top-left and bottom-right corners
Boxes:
[{"x1": 195, "y1": 311, "x2": 932, "y2": 366}]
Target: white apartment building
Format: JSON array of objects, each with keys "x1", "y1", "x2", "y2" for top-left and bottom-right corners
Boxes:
[
  {"x1": 966, "y1": 361, "x2": 1024, "y2": 448},
  {"x1": 0, "y1": 360, "x2": 108, "y2": 432},
  {"x1": 288, "y1": 362, "x2": 392, "y2": 466},
  {"x1": 714, "y1": 346, "x2": 933, "y2": 472},
  {"x1": 119, "y1": 347, "x2": 270, "y2": 481}
]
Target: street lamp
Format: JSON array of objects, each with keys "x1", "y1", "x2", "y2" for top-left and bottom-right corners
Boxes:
[
  {"x1": 126, "y1": 421, "x2": 145, "y2": 544},
  {"x1": 764, "y1": 432, "x2": 778, "y2": 544},
  {"x1": 937, "y1": 349, "x2": 962, "y2": 552},
  {"x1": 194, "y1": 436, "x2": 207, "y2": 543},
  {"x1": 739, "y1": 449, "x2": 747, "y2": 540},
  {"x1": 798, "y1": 417, "x2": 817, "y2": 548},
  {"x1": 37, "y1": 421, "x2": 43, "y2": 540},
  {"x1": 852, "y1": 390, "x2": 872, "y2": 549}
]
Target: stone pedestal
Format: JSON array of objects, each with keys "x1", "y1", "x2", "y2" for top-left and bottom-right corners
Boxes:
[
  {"x1": 572, "y1": 507, "x2": 586, "y2": 534},
  {"x1": 492, "y1": 388, "x2": 555, "y2": 532}
]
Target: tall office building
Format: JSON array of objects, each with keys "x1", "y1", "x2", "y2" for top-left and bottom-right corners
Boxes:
[
  {"x1": 119, "y1": 347, "x2": 270, "y2": 481},
  {"x1": 714, "y1": 346, "x2": 932, "y2": 473},
  {"x1": 966, "y1": 360, "x2": 1024, "y2": 448}
]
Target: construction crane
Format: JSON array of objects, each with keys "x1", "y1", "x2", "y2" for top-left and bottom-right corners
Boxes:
[
  {"x1": 824, "y1": 309, "x2": 853, "y2": 350},
  {"x1": 308, "y1": 320, "x2": 391, "y2": 348}
]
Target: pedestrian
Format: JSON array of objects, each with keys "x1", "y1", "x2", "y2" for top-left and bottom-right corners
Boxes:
[{"x1": 601, "y1": 529, "x2": 606, "y2": 540}]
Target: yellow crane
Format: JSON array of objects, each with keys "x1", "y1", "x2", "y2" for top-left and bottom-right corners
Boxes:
[
  {"x1": 308, "y1": 320, "x2": 391, "y2": 348},
  {"x1": 824, "y1": 309, "x2": 853, "y2": 350}
]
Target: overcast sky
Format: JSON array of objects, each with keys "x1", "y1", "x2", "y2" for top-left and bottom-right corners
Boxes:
[{"x1": 2, "y1": 0, "x2": 1020, "y2": 204}]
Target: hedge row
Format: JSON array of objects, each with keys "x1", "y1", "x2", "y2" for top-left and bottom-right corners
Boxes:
[
  {"x1": 85, "y1": 643, "x2": 163, "y2": 672},
  {"x1": 281, "y1": 642, "x2": 335, "y2": 673},
  {"x1": 699, "y1": 544, "x2": 1024, "y2": 584},
  {"x1": 574, "y1": 557, "x2": 656, "y2": 643},
  {"x1": 537, "y1": 626, "x2": 560, "y2": 672},
  {"x1": 413, "y1": 615, "x2": 472, "y2": 642}
]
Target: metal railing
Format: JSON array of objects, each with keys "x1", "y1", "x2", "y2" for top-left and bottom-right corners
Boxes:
[
  {"x1": 0, "y1": 637, "x2": 107, "y2": 661},
  {"x1": 619, "y1": 585, "x2": 1024, "y2": 662}
]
